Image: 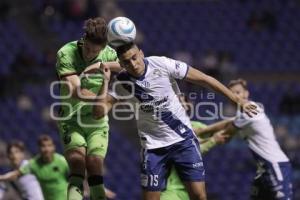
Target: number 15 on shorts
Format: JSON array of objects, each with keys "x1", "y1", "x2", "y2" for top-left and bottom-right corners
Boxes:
[{"x1": 141, "y1": 174, "x2": 159, "y2": 187}]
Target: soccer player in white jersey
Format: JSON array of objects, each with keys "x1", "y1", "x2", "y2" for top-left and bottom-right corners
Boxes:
[
  {"x1": 198, "y1": 78, "x2": 293, "y2": 200},
  {"x1": 0, "y1": 141, "x2": 44, "y2": 200},
  {"x1": 92, "y1": 43, "x2": 258, "y2": 200}
]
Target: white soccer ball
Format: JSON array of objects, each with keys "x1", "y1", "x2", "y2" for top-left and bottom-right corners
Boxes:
[{"x1": 107, "y1": 17, "x2": 136, "y2": 48}]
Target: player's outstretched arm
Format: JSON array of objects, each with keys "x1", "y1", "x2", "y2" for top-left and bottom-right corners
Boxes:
[
  {"x1": 0, "y1": 170, "x2": 21, "y2": 182},
  {"x1": 200, "y1": 130, "x2": 230, "y2": 154},
  {"x1": 184, "y1": 67, "x2": 258, "y2": 117},
  {"x1": 194, "y1": 119, "x2": 234, "y2": 137},
  {"x1": 93, "y1": 64, "x2": 117, "y2": 119}
]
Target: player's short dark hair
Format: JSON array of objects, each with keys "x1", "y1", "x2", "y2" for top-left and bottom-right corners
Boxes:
[
  {"x1": 116, "y1": 42, "x2": 137, "y2": 58},
  {"x1": 7, "y1": 141, "x2": 26, "y2": 154},
  {"x1": 83, "y1": 17, "x2": 108, "y2": 45},
  {"x1": 38, "y1": 134, "x2": 53, "y2": 146},
  {"x1": 228, "y1": 78, "x2": 248, "y2": 89}
]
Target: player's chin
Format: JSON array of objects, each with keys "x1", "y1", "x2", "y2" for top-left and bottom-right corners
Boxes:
[{"x1": 135, "y1": 68, "x2": 144, "y2": 76}]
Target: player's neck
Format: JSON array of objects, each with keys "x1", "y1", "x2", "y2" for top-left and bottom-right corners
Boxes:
[
  {"x1": 12, "y1": 162, "x2": 19, "y2": 169},
  {"x1": 41, "y1": 154, "x2": 54, "y2": 163}
]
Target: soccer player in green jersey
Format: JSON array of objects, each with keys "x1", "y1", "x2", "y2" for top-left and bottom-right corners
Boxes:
[
  {"x1": 0, "y1": 135, "x2": 69, "y2": 200},
  {"x1": 55, "y1": 17, "x2": 120, "y2": 200},
  {"x1": 160, "y1": 95, "x2": 229, "y2": 200}
]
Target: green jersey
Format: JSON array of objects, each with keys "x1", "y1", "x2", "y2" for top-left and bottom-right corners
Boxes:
[
  {"x1": 19, "y1": 153, "x2": 69, "y2": 200},
  {"x1": 190, "y1": 120, "x2": 207, "y2": 131},
  {"x1": 163, "y1": 120, "x2": 217, "y2": 196},
  {"x1": 56, "y1": 39, "x2": 117, "y2": 125}
]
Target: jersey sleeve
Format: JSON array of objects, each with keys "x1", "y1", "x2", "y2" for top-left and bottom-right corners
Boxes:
[
  {"x1": 100, "y1": 46, "x2": 118, "y2": 62},
  {"x1": 56, "y1": 50, "x2": 77, "y2": 78},
  {"x1": 19, "y1": 161, "x2": 32, "y2": 175},
  {"x1": 105, "y1": 47, "x2": 118, "y2": 62},
  {"x1": 163, "y1": 57, "x2": 189, "y2": 79}
]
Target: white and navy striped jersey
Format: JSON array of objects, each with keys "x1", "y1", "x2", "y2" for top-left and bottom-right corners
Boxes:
[
  {"x1": 110, "y1": 56, "x2": 196, "y2": 149},
  {"x1": 233, "y1": 102, "x2": 289, "y2": 163}
]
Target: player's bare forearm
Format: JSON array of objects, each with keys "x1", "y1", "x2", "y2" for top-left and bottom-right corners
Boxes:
[
  {"x1": 195, "y1": 119, "x2": 234, "y2": 136},
  {"x1": 186, "y1": 67, "x2": 258, "y2": 117},
  {"x1": 0, "y1": 171, "x2": 20, "y2": 181},
  {"x1": 223, "y1": 122, "x2": 238, "y2": 136},
  {"x1": 72, "y1": 88, "x2": 98, "y2": 102},
  {"x1": 93, "y1": 79, "x2": 110, "y2": 119},
  {"x1": 185, "y1": 67, "x2": 241, "y2": 105},
  {"x1": 93, "y1": 65, "x2": 115, "y2": 119},
  {"x1": 62, "y1": 73, "x2": 103, "y2": 102},
  {"x1": 107, "y1": 62, "x2": 122, "y2": 73},
  {"x1": 82, "y1": 62, "x2": 101, "y2": 74}
]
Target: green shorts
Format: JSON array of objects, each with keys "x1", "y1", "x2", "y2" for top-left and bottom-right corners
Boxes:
[
  {"x1": 58, "y1": 115, "x2": 109, "y2": 158},
  {"x1": 160, "y1": 189, "x2": 189, "y2": 200}
]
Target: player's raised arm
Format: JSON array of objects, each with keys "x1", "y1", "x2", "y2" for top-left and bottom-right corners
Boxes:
[
  {"x1": 93, "y1": 64, "x2": 117, "y2": 119},
  {"x1": 184, "y1": 67, "x2": 258, "y2": 117},
  {"x1": 61, "y1": 74, "x2": 98, "y2": 102},
  {"x1": 0, "y1": 170, "x2": 21, "y2": 182},
  {"x1": 60, "y1": 61, "x2": 120, "y2": 103},
  {"x1": 83, "y1": 61, "x2": 122, "y2": 74}
]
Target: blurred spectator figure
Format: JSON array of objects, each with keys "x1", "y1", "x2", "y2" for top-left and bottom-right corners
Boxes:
[
  {"x1": 41, "y1": 107, "x2": 51, "y2": 122},
  {"x1": 41, "y1": 49, "x2": 57, "y2": 81},
  {"x1": 173, "y1": 51, "x2": 193, "y2": 65},
  {"x1": 95, "y1": 0, "x2": 146, "y2": 46},
  {"x1": 62, "y1": 0, "x2": 97, "y2": 21},
  {"x1": 275, "y1": 124, "x2": 289, "y2": 141},
  {"x1": 41, "y1": 106, "x2": 58, "y2": 129},
  {"x1": 200, "y1": 50, "x2": 220, "y2": 79},
  {"x1": 17, "y1": 95, "x2": 33, "y2": 112},
  {"x1": 96, "y1": 0, "x2": 124, "y2": 21},
  {"x1": 43, "y1": 49, "x2": 56, "y2": 68},
  {"x1": 283, "y1": 136, "x2": 299, "y2": 151},
  {"x1": 247, "y1": 10, "x2": 277, "y2": 32},
  {"x1": 219, "y1": 51, "x2": 237, "y2": 83},
  {"x1": 11, "y1": 50, "x2": 39, "y2": 85},
  {"x1": 0, "y1": 140, "x2": 8, "y2": 167}
]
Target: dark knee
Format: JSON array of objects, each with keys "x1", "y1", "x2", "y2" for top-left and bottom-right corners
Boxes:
[
  {"x1": 192, "y1": 194, "x2": 207, "y2": 200},
  {"x1": 66, "y1": 150, "x2": 86, "y2": 170},
  {"x1": 142, "y1": 191, "x2": 160, "y2": 200},
  {"x1": 86, "y1": 155, "x2": 104, "y2": 174}
]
